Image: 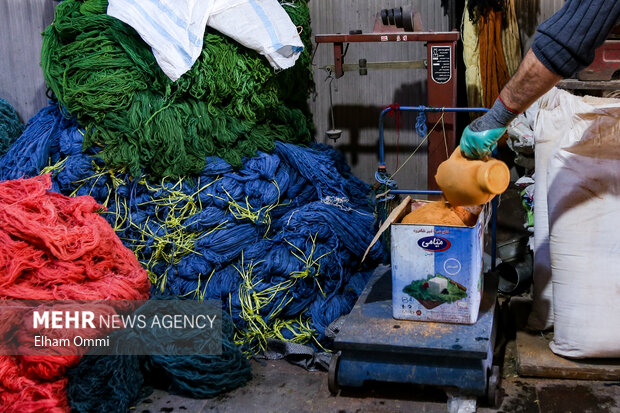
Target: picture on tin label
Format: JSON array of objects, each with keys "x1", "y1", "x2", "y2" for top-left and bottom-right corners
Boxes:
[{"x1": 403, "y1": 274, "x2": 467, "y2": 309}]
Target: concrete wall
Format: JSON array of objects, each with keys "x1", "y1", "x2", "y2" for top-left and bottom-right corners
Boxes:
[{"x1": 0, "y1": 0, "x2": 55, "y2": 123}]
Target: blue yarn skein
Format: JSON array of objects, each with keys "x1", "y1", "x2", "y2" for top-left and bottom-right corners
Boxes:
[
  {"x1": 66, "y1": 310, "x2": 251, "y2": 411},
  {"x1": 1, "y1": 103, "x2": 384, "y2": 354},
  {"x1": 66, "y1": 355, "x2": 144, "y2": 413},
  {"x1": 142, "y1": 309, "x2": 252, "y2": 399}
]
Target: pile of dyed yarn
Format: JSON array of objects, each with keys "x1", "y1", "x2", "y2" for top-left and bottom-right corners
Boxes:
[
  {"x1": 1, "y1": 103, "x2": 382, "y2": 353},
  {"x1": 0, "y1": 174, "x2": 150, "y2": 411},
  {"x1": 0, "y1": 0, "x2": 384, "y2": 410},
  {"x1": 41, "y1": 0, "x2": 314, "y2": 178},
  {"x1": 0, "y1": 173, "x2": 252, "y2": 412},
  {"x1": 0, "y1": 98, "x2": 23, "y2": 156}
]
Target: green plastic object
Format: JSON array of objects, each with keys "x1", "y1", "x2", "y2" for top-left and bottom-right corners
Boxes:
[{"x1": 459, "y1": 126, "x2": 506, "y2": 159}]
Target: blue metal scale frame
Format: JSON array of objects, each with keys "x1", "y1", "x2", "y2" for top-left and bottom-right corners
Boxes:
[
  {"x1": 327, "y1": 106, "x2": 502, "y2": 405},
  {"x1": 374, "y1": 106, "x2": 499, "y2": 270},
  {"x1": 330, "y1": 267, "x2": 499, "y2": 399}
]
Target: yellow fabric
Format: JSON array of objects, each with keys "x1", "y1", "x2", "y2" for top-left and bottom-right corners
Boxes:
[
  {"x1": 462, "y1": 0, "x2": 522, "y2": 110},
  {"x1": 502, "y1": 0, "x2": 522, "y2": 77},
  {"x1": 462, "y1": 4, "x2": 483, "y2": 109},
  {"x1": 479, "y1": 9, "x2": 511, "y2": 108}
]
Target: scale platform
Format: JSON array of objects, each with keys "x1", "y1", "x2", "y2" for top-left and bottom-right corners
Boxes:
[{"x1": 329, "y1": 266, "x2": 500, "y2": 405}]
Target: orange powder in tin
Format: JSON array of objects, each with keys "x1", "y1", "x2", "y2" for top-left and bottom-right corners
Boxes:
[{"x1": 401, "y1": 201, "x2": 478, "y2": 227}]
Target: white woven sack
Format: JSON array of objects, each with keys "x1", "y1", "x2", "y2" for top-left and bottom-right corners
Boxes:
[
  {"x1": 108, "y1": 0, "x2": 303, "y2": 81},
  {"x1": 528, "y1": 89, "x2": 619, "y2": 333},
  {"x1": 547, "y1": 103, "x2": 620, "y2": 358},
  {"x1": 528, "y1": 88, "x2": 589, "y2": 330}
]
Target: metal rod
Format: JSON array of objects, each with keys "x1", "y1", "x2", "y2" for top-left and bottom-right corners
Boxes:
[
  {"x1": 378, "y1": 106, "x2": 489, "y2": 167},
  {"x1": 491, "y1": 197, "x2": 498, "y2": 270},
  {"x1": 389, "y1": 190, "x2": 443, "y2": 195},
  {"x1": 328, "y1": 77, "x2": 336, "y2": 130},
  {"x1": 315, "y1": 32, "x2": 460, "y2": 43},
  {"x1": 322, "y1": 60, "x2": 427, "y2": 73}
]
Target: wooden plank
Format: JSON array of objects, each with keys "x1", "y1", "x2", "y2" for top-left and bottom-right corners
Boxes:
[
  {"x1": 361, "y1": 196, "x2": 410, "y2": 262},
  {"x1": 321, "y1": 60, "x2": 427, "y2": 74},
  {"x1": 557, "y1": 79, "x2": 620, "y2": 90},
  {"x1": 516, "y1": 331, "x2": 620, "y2": 380}
]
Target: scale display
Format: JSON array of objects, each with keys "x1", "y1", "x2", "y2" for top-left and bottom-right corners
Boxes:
[{"x1": 431, "y1": 45, "x2": 452, "y2": 84}]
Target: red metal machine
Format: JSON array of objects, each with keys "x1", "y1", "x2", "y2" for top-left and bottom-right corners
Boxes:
[
  {"x1": 578, "y1": 24, "x2": 620, "y2": 81},
  {"x1": 316, "y1": 11, "x2": 503, "y2": 409},
  {"x1": 315, "y1": 6, "x2": 459, "y2": 190},
  {"x1": 578, "y1": 41, "x2": 620, "y2": 81}
]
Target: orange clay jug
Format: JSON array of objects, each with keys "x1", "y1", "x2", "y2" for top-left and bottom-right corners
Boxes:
[{"x1": 435, "y1": 146, "x2": 510, "y2": 206}]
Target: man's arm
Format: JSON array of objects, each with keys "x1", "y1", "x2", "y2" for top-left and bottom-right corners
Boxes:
[
  {"x1": 459, "y1": 50, "x2": 563, "y2": 159},
  {"x1": 499, "y1": 49, "x2": 562, "y2": 114},
  {"x1": 460, "y1": 0, "x2": 620, "y2": 159}
]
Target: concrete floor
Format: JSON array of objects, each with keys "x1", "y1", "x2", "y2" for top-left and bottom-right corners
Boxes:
[
  {"x1": 133, "y1": 346, "x2": 620, "y2": 413},
  {"x1": 133, "y1": 186, "x2": 619, "y2": 413}
]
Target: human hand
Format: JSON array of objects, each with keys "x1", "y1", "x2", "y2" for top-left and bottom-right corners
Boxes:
[
  {"x1": 459, "y1": 97, "x2": 518, "y2": 159},
  {"x1": 459, "y1": 126, "x2": 506, "y2": 159}
]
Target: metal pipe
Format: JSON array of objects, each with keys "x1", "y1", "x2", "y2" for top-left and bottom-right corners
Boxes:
[
  {"x1": 378, "y1": 106, "x2": 488, "y2": 166},
  {"x1": 376, "y1": 105, "x2": 498, "y2": 269},
  {"x1": 497, "y1": 253, "x2": 533, "y2": 295},
  {"x1": 378, "y1": 107, "x2": 390, "y2": 168},
  {"x1": 384, "y1": 106, "x2": 489, "y2": 113},
  {"x1": 491, "y1": 197, "x2": 498, "y2": 270},
  {"x1": 388, "y1": 189, "x2": 443, "y2": 195}
]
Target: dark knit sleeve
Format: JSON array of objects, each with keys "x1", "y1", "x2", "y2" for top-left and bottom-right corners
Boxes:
[{"x1": 531, "y1": 0, "x2": 620, "y2": 77}]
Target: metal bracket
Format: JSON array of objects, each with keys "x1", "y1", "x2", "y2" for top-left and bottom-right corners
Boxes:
[
  {"x1": 315, "y1": 31, "x2": 460, "y2": 189},
  {"x1": 321, "y1": 59, "x2": 427, "y2": 75},
  {"x1": 315, "y1": 32, "x2": 458, "y2": 79}
]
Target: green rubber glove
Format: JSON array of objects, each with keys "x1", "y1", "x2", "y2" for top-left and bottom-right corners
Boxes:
[
  {"x1": 459, "y1": 126, "x2": 506, "y2": 159},
  {"x1": 459, "y1": 97, "x2": 519, "y2": 159}
]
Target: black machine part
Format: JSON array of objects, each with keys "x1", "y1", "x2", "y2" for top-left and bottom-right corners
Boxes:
[{"x1": 380, "y1": 5, "x2": 417, "y2": 31}]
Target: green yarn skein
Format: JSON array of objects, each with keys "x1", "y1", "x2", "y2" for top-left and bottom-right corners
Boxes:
[{"x1": 41, "y1": 0, "x2": 314, "y2": 179}]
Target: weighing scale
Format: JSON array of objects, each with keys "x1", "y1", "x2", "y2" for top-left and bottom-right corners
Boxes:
[
  {"x1": 324, "y1": 106, "x2": 501, "y2": 409},
  {"x1": 316, "y1": 8, "x2": 503, "y2": 409},
  {"x1": 328, "y1": 267, "x2": 501, "y2": 408},
  {"x1": 325, "y1": 105, "x2": 502, "y2": 409}
]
